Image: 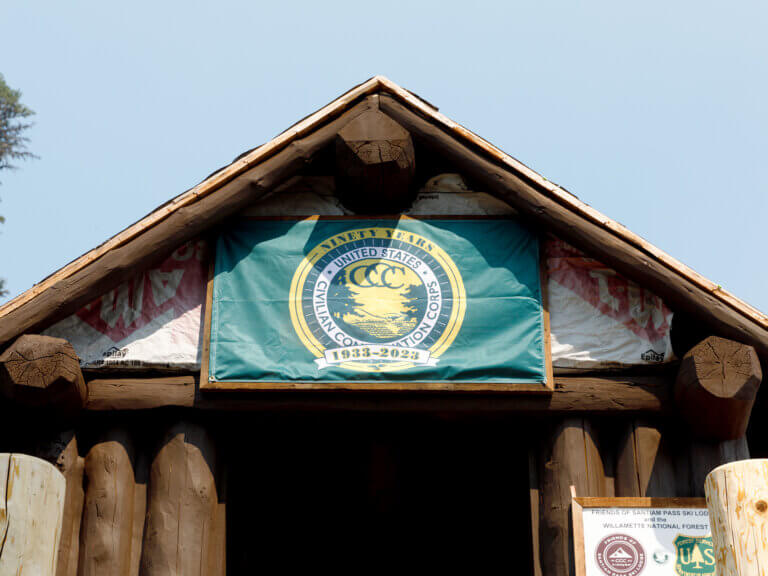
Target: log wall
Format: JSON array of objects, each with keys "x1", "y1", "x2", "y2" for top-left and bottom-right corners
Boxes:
[
  {"x1": 0, "y1": 409, "x2": 757, "y2": 576},
  {"x1": 528, "y1": 407, "x2": 756, "y2": 575},
  {"x1": 0, "y1": 336, "x2": 760, "y2": 576},
  {"x1": 0, "y1": 84, "x2": 765, "y2": 574}
]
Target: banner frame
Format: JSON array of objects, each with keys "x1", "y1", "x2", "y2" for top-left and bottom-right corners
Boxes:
[{"x1": 200, "y1": 215, "x2": 554, "y2": 393}]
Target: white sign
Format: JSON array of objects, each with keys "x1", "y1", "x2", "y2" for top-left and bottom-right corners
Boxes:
[{"x1": 578, "y1": 504, "x2": 714, "y2": 576}]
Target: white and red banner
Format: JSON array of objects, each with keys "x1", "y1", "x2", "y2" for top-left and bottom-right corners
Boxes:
[
  {"x1": 43, "y1": 241, "x2": 207, "y2": 369},
  {"x1": 41, "y1": 219, "x2": 674, "y2": 371},
  {"x1": 546, "y1": 238, "x2": 674, "y2": 368}
]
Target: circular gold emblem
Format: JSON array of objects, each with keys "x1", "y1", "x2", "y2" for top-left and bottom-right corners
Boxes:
[{"x1": 289, "y1": 226, "x2": 465, "y2": 372}]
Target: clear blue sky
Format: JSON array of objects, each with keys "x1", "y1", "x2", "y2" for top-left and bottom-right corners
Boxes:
[{"x1": 1, "y1": 1, "x2": 766, "y2": 313}]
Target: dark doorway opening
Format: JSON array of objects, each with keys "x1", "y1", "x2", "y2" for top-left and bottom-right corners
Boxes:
[{"x1": 227, "y1": 413, "x2": 533, "y2": 574}]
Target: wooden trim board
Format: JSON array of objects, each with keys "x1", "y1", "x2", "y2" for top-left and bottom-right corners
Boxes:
[
  {"x1": 73, "y1": 372, "x2": 670, "y2": 411},
  {"x1": 573, "y1": 497, "x2": 707, "y2": 508},
  {"x1": 199, "y1": 254, "x2": 215, "y2": 390},
  {"x1": 540, "y1": 235, "x2": 554, "y2": 391},
  {"x1": 86, "y1": 376, "x2": 195, "y2": 410},
  {"x1": 201, "y1": 380, "x2": 553, "y2": 393}
]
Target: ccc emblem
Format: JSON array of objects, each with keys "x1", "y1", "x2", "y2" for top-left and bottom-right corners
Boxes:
[{"x1": 289, "y1": 225, "x2": 466, "y2": 372}]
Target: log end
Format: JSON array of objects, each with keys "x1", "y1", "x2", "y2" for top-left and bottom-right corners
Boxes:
[
  {"x1": 0, "y1": 334, "x2": 86, "y2": 411},
  {"x1": 675, "y1": 336, "x2": 762, "y2": 440},
  {"x1": 335, "y1": 109, "x2": 416, "y2": 213}
]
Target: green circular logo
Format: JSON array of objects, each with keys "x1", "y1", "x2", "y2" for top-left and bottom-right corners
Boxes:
[{"x1": 289, "y1": 224, "x2": 466, "y2": 372}]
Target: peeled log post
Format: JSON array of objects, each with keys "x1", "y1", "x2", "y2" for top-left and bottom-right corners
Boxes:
[
  {"x1": 616, "y1": 420, "x2": 678, "y2": 496},
  {"x1": 675, "y1": 336, "x2": 761, "y2": 440},
  {"x1": 37, "y1": 431, "x2": 85, "y2": 576},
  {"x1": 0, "y1": 334, "x2": 86, "y2": 412},
  {"x1": 335, "y1": 107, "x2": 415, "y2": 213},
  {"x1": 705, "y1": 459, "x2": 768, "y2": 576},
  {"x1": 141, "y1": 421, "x2": 222, "y2": 576},
  {"x1": 0, "y1": 453, "x2": 66, "y2": 576},
  {"x1": 79, "y1": 430, "x2": 136, "y2": 576},
  {"x1": 539, "y1": 418, "x2": 612, "y2": 576}
]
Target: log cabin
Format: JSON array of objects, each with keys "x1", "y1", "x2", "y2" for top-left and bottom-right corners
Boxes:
[{"x1": 0, "y1": 76, "x2": 765, "y2": 576}]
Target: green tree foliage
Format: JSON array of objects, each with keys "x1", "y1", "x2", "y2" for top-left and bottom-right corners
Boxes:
[
  {"x1": 0, "y1": 73, "x2": 36, "y2": 297},
  {"x1": 0, "y1": 73, "x2": 36, "y2": 181}
]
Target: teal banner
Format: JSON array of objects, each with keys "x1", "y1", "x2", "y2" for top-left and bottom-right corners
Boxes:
[{"x1": 209, "y1": 218, "x2": 545, "y2": 384}]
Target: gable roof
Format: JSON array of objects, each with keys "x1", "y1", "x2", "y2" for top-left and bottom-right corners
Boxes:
[{"x1": 2, "y1": 76, "x2": 767, "y2": 356}]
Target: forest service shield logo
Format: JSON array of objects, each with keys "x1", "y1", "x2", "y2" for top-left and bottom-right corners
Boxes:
[
  {"x1": 289, "y1": 226, "x2": 466, "y2": 372},
  {"x1": 674, "y1": 535, "x2": 715, "y2": 576}
]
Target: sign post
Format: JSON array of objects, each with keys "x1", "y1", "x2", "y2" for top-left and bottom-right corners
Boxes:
[{"x1": 705, "y1": 459, "x2": 768, "y2": 576}]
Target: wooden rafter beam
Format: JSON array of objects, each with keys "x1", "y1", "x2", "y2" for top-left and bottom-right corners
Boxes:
[
  {"x1": 79, "y1": 374, "x2": 671, "y2": 412},
  {"x1": 0, "y1": 96, "x2": 378, "y2": 344},
  {"x1": 377, "y1": 94, "x2": 768, "y2": 358},
  {"x1": 0, "y1": 75, "x2": 765, "y2": 358}
]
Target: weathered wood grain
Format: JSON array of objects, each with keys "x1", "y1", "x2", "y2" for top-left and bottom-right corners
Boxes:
[
  {"x1": 86, "y1": 377, "x2": 194, "y2": 411},
  {"x1": 70, "y1": 373, "x2": 671, "y2": 412},
  {"x1": 195, "y1": 375, "x2": 670, "y2": 412},
  {"x1": 335, "y1": 106, "x2": 415, "y2": 212},
  {"x1": 36, "y1": 431, "x2": 85, "y2": 576},
  {"x1": 615, "y1": 421, "x2": 677, "y2": 497},
  {"x1": 538, "y1": 419, "x2": 611, "y2": 576},
  {"x1": 141, "y1": 422, "x2": 221, "y2": 576},
  {"x1": 676, "y1": 336, "x2": 762, "y2": 440},
  {"x1": 705, "y1": 459, "x2": 768, "y2": 576},
  {"x1": 79, "y1": 430, "x2": 136, "y2": 576},
  {"x1": 0, "y1": 334, "x2": 86, "y2": 411},
  {"x1": 0, "y1": 453, "x2": 66, "y2": 576}
]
